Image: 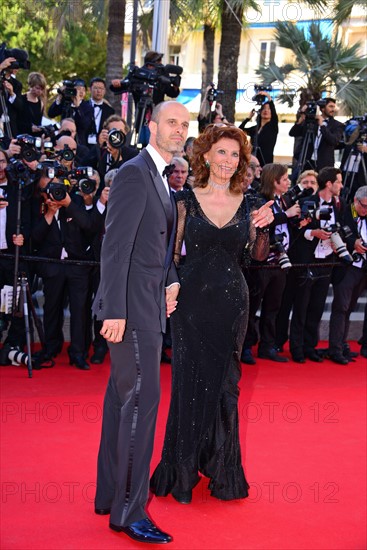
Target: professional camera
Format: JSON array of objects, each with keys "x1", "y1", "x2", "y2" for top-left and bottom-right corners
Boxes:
[
  {"x1": 0, "y1": 42, "x2": 30, "y2": 70},
  {"x1": 43, "y1": 179, "x2": 70, "y2": 201},
  {"x1": 344, "y1": 114, "x2": 367, "y2": 147},
  {"x1": 252, "y1": 84, "x2": 272, "y2": 105},
  {"x1": 39, "y1": 160, "x2": 69, "y2": 180},
  {"x1": 15, "y1": 134, "x2": 42, "y2": 162},
  {"x1": 325, "y1": 223, "x2": 353, "y2": 264},
  {"x1": 298, "y1": 201, "x2": 332, "y2": 222},
  {"x1": 303, "y1": 98, "x2": 327, "y2": 120},
  {"x1": 207, "y1": 83, "x2": 224, "y2": 104},
  {"x1": 54, "y1": 144, "x2": 75, "y2": 162},
  {"x1": 269, "y1": 232, "x2": 292, "y2": 271},
  {"x1": 351, "y1": 236, "x2": 367, "y2": 264},
  {"x1": 57, "y1": 79, "x2": 77, "y2": 102},
  {"x1": 68, "y1": 166, "x2": 96, "y2": 194},
  {"x1": 113, "y1": 63, "x2": 183, "y2": 97},
  {"x1": 281, "y1": 184, "x2": 313, "y2": 210},
  {"x1": 36, "y1": 123, "x2": 59, "y2": 141},
  {"x1": 5, "y1": 157, "x2": 40, "y2": 187},
  {"x1": 108, "y1": 128, "x2": 126, "y2": 149}
]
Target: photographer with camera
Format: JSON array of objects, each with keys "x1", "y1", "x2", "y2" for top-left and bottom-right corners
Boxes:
[
  {"x1": 197, "y1": 84, "x2": 228, "y2": 133},
  {"x1": 340, "y1": 116, "x2": 367, "y2": 200},
  {"x1": 73, "y1": 77, "x2": 115, "y2": 149},
  {"x1": 241, "y1": 164, "x2": 299, "y2": 364},
  {"x1": 0, "y1": 147, "x2": 36, "y2": 363},
  {"x1": 288, "y1": 167, "x2": 347, "y2": 363},
  {"x1": 110, "y1": 51, "x2": 182, "y2": 146},
  {"x1": 239, "y1": 89, "x2": 278, "y2": 166},
  {"x1": 327, "y1": 185, "x2": 367, "y2": 364},
  {"x1": 31, "y1": 160, "x2": 103, "y2": 370},
  {"x1": 289, "y1": 98, "x2": 344, "y2": 178},
  {"x1": 48, "y1": 78, "x2": 86, "y2": 121}
]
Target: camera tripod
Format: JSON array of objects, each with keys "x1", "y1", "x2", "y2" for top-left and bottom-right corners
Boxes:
[
  {"x1": 342, "y1": 143, "x2": 367, "y2": 202},
  {"x1": 0, "y1": 73, "x2": 13, "y2": 139},
  {"x1": 250, "y1": 104, "x2": 266, "y2": 166},
  {"x1": 132, "y1": 92, "x2": 154, "y2": 148},
  {"x1": 294, "y1": 121, "x2": 318, "y2": 180},
  {"x1": 8, "y1": 173, "x2": 45, "y2": 377}
]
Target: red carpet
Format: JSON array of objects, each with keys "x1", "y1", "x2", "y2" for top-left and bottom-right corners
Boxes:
[{"x1": 1, "y1": 343, "x2": 366, "y2": 549}]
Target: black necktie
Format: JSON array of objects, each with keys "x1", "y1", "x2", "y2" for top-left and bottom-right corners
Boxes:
[
  {"x1": 322, "y1": 201, "x2": 333, "y2": 206},
  {"x1": 162, "y1": 164, "x2": 175, "y2": 179}
]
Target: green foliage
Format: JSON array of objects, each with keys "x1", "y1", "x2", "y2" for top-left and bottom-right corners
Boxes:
[
  {"x1": 0, "y1": 0, "x2": 107, "y2": 96},
  {"x1": 257, "y1": 21, "x2": 367, "y2": 114}
]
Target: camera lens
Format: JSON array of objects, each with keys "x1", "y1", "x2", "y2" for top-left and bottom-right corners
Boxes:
[{"x1": 108, "y1": 129, "x2": 125, "y2": 148}]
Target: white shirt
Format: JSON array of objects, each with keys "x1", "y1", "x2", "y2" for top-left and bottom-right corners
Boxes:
[{"x1": 145, "y1": 144, "x2": 171, "y2": 196}]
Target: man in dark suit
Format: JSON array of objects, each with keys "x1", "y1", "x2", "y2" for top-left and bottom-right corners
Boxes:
[
  {"x1": 328, "y1": 186, "x2": 367, "y2": 364},
  {"x1": 289, "y1": 167, "x2": 346, "y2": 363},
  {"x1": 289, "y1": 98, "x2": 344, "y2": 174},
  {"x1": 74, "y1": 77, "x2": 115, "y2": 148},
  {"x1": 93, "y1": 101, "x2": 189, "y2": 544}
]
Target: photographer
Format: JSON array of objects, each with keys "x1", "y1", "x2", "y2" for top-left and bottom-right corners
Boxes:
[
  {"x1": 289, "y1": 167, "x2": 347, "y2": 363},
  {"x1": 198, "y1": 84, "x2": 228, "y2": 133},
  {"x1": 48, "y1": 78, "x2": 86, "y2": 121},
  {"x1": 289, "y1": 98, "x2": 344, "y2": 175},
  {"x1": 31, "y1": 165, "x2": 102, "y2": 370},
  {"x1": 239, "y1": 91, "x2": 278, "y2": 166},
  {"x1": 241, "y1": 164, "x2": 298, "y2": 364},
  {"x1": 327, "y1": 186, "x2": 367, "y2": 364},
  {"x1": 340, "y1": 117, "x2": 367, "y2": 200},
  {"x1": 74, "y1": 77, "x2": 115, "y2": 148},
  {"x1": 0, "y1": 148, "x2": 34, "y2": 361},
  {"x1": 93, "y1": 115, "x2": 138, "y2": 186},
  {"x1": 110, "y1": 51, "x2": 181, "y2": 145}
]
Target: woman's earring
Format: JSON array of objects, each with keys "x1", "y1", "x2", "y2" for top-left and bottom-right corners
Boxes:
[{"x1": 205, "y1": 160, "x2": 210, "y2": 169}]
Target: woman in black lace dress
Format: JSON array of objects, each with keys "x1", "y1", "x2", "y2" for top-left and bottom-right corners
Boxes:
[{"x1": 150, "y1": 124, "x2": 273, "y2": 504}]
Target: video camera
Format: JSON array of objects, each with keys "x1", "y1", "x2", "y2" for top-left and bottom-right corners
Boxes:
[
  {"x1": 112, "y1": 63, "x2": 183, "y2": 98},
  {"x1": 0, "y1": 42, "x2": 30, "y2": 70},
  {"x1": 280, "y1": 184, "x2": 313, "y2": 210},
  {"x1": 57, "y1": 79, "x2": 77, "y2": 102},
  {"x1": 252, "y1": 84, "x2": 272, "y2": 105},
  {"x1": 344, "y1": 114, "x2": 367, "y2": 147},
  {"x1": 269, "y1": 232, "x2": 292, "y2": 271},
  {"x1": 303, "y1": 98, "x2": 327, "y2": 120},
  {"x1": 207, "y1": 83, "x2": 224, "y2": 104}
]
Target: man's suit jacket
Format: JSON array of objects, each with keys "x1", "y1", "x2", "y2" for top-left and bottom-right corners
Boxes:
[
  {"x1": 94, "y1": 148, "x2": 178, "y2": 333},
  {"x1": 289, "y1": 117, "x2": 344, "y2": 171},
  {"x1": 74, "y1": 99, "x2": 115, "y2": 146},
  {"x1": 31, "y1": 199, "x2": 104, "y2": 277}
]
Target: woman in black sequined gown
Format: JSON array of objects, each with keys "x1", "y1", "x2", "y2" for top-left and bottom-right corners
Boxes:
[{"x1": 150, "y1": 124, "x2": 272, "y2": 503}]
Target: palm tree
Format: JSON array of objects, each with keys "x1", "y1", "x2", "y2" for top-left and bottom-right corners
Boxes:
[
  {"x1": 105, "y1": 0, "x2": 126, "y2": 111},
  {"x1": 257, "y1": 21, "x2": 367, "y2": 114}
]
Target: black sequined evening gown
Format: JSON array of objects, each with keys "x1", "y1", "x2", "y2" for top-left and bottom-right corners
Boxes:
[{"x1": 150, "y1": 189, "x2": 268, "y2": 500}]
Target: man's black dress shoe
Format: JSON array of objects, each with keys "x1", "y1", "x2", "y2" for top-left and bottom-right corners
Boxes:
[
  {"x1": 172, "y1": 489, "x2": 192, "y2": 504},
  {"x1": 361, "y1": 346, "x2": 367, "y2": 359},
  {"x1": 258, "y1": 348, "x2": 289, "y2": 363},
  {"x1": 305, "y1": 350, "x2": 323, "y2": 362},
  {"x1": 69, "y1": 355, "x2": 90, "y2": 370},
  {"x1": 329, "y1": 353, "x2": 349, "y2": 365},
  {"x1": 95, "y1": 507, "x2": 111, "y2": 515},
  {"x1": 90, "y1": 347, "x2": 107, "y2": 364},
  {"x1": 292, "y1": 354, "x2": 306, "y2": 364},
  {"x1": 241, "y1": 348, "x2": 256, "y2": 365},
  {"x1": 110, "y1": 518, "x2": 172, "y2": 544}
]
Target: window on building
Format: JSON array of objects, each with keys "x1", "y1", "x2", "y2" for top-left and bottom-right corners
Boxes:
[
  {"x1": 169, "y1": 46, "x2": 181, "y2": 66},
  {"x1": 259, "y1": 41, "x2": 277, "y2": 66}
]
